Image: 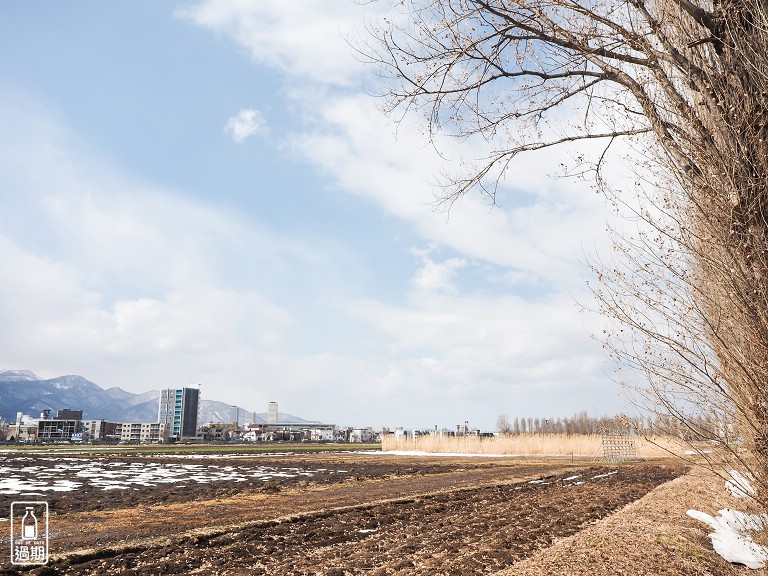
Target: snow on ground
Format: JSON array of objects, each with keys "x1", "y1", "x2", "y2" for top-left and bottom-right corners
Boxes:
[
  {"x1": 688, "y1": 470, "x2": 768, "y2": 569},
  {"x1": 687, "y1": 509, "x2": 768, "y2": 569},
  {"x1": 726, "y1": 470, "x2": 757, "y2": 498},
  {"x1": 591, "y1": 471, "x2": 618, "y2": 479},
  {"x1": 0, "y1": 447, "x2": 138, "y2": 454},
  {"x1": 157, "y1": 453, "x2": 296, "y2": 459},
  {"x1": 0, "y1": 456, "x2": 346, "y2": 494},
  {"x1": 374, "y1": 450, "x2": 514, "y2": 458}
]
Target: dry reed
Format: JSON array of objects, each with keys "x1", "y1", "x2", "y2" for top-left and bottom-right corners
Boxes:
[{"x1": 381, "y1": 434, "x2": 686, "y2": 458}]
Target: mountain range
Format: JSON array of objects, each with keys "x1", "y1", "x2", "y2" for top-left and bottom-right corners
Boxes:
[{"x1": 0, "y1": 370, "x2": 317, "y2": 425}]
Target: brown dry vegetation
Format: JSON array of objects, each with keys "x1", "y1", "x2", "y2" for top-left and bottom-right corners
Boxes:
[
  {"x1": 503, "y1": 466, "x2": 763, "y2": 576},
  {"x1": 0, "y1": 450, "x2": 751, "y2": 576},
  {"x1": 382, "y1": 433, "x2": 687, "y2": 458}
]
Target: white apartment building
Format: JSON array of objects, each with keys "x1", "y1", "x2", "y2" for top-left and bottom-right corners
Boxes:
[{"x1": 117, "y1": 422, "x2": 168, "y2": 443}]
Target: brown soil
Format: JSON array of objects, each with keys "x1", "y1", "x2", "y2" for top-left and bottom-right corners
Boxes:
[
  {"x1": 0, "y1": 453, "x2": 473, "y2": 516},
  {"x1": 0, "y1": 453, "x2": 682, "y2": 576}
]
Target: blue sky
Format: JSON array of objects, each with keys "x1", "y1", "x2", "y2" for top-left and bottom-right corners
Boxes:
[{"x1": 0, "y1": 1, "x2": 628, "y2": 430}]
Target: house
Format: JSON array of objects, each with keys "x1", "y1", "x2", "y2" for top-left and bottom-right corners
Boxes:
[
  {"x1": 201, "y1": 422, "x2": 239, "y2": 442},
  {"x1": 310, "y1": 427, "x2": 335, "y2": 442},
  {"x1": 350, "y1": 428, "x2": 375, "y2": 443}
]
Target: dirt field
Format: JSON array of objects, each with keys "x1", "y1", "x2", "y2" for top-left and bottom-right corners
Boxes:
[{"x1": 0, "y1": 451, "x2": 685, "y2": 575}]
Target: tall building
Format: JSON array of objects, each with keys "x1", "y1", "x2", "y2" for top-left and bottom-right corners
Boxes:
[
  {"x1": 268, "y1": 401, "x2": 278, "y2": 425},
  {"x1": 158, "y1": 387, "x2": 200, "y2": 440}
]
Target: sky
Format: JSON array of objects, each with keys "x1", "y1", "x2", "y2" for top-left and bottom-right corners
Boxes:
[{"x1": 0, "y1": 1, "x2": 631, "y2": 430}]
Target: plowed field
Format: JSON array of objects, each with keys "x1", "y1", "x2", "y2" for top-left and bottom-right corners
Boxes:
[{"x1": 0, "y1": 451, "x2": 683, "y2": 576}]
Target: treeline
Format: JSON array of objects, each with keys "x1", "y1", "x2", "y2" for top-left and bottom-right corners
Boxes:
[{"x1": 497, "y1": 411, "x2": 732, "y2": 440}]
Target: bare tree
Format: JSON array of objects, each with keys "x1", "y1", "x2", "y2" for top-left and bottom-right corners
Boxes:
[
  {"x1": 365, "y1": 0, "x2": 768, "y2": 497},
  {"x1": 496, "y1": 413, "x2": 513, "y2": 434}
]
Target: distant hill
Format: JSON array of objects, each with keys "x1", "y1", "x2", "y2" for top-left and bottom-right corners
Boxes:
[{"x1": 0, "y1": 370, "x2": 319, "y2": 425}]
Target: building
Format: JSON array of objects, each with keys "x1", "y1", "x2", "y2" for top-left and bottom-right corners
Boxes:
[
  {"x1": 350, "y1": 428, "x2": 375, "y2": 443},
  {"x1": 38, "y1": 418, "x2": 83, "y2": 442},
  {"x1": 6, "y1": 413, "x2": 39, "y2": 442},
  {"x1": 158, "y1": 387, "x2": 200, "y2": 440},
  {"x1": 268, "y1": 401, "x2": 278, "y2": 425},
  {"x1": 201, "y1": 422, "x2": 238, "y2": 442},
  {"x1": 240, "y1": 422, "x2": 337, "y2": 442},
  {"x1": 117, "y1": 422, "x2": 168, "y2": 443},
  {"x1": 309, "y1": 426, "x2": 335, "y2": 442},
  {"x1": 81, "y1": 419, "x2": 122, "y2": 442},
  {"x1": 57, "y1": 409, "x2": 83, "y2": 420},
  {"x1": 37, "y1": 409, "x2": 84, "y2": 442}
]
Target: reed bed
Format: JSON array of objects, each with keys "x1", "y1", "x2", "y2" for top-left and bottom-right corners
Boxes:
[{"x1": 381, "y1": 433, "x2": 687, "y2": 458}]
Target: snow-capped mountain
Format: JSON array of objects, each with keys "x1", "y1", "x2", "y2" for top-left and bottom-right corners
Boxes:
[{"x1": 0, "y1": 370, "x2": 317, "y2": 425}]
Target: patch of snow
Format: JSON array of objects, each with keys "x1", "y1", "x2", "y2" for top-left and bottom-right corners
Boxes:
[
  {"x1": 0, "y1": 369, "x2": 41, "y2": 381},
  {"x1": 563, "y1": 475, "x2": 582, "y2": 481},
  {"x1": 726, "y1": 470, "x2": 756, "y2": 499},
  {"x1": 379, "y1": 450, "x2": 515, "y2": 458},
  {"x1": 359, "y1": 529, "x2": 377, "y2": 534},
  {"x1": 591, "y1": 471, "x2": 618, "y2": 479},
  {"x1": 687, "y1": 509, "x2": 768, "y2": 569},
  {"x1": 0, "y1": 456, "x2": 345, "y2": 493}
]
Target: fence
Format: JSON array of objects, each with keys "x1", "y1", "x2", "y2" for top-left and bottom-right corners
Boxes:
[{"x1": 601, "y1": 433, "x2": 637, "y2": 463}]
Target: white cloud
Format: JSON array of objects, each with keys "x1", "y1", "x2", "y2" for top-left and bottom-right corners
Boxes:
[
  {"x1": 0, "y1": 92, "x2": 350, "y2": 411},
  {"x1": 176, "y1": 0, "x2": 376, "y2": 87},
  {"x1": 181, "y1": 1, "x2": 613, "y2": 289},
  {"x1": 288, "y1": 92, "x2": 608, "y2": 286},
  {"x1": 224, "y1": 108, "x2": 267, "y2": 143},
  {"x1": 409, "y1": 246, "x2": 467, "y2": 294},
  {"x1": 344, "y1": 290, "x2": 620, "y2": 423}
]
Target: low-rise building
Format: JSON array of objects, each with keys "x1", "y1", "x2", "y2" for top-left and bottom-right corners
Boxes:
[
  {"x1": 38, "y1": 418, "x2": 83, "y2": 442},
  {"x1": 5, "y1": 423, "x2": 38, "y2": 442},
  {"x1": 350, "y1": 428, "x2": 375, "y2": 443},
  {"x1": 6, "y1": 412, "x2": 40, "y2": 442},
  {"x1": 310, "y1": 427, "x2": 335, "y2": 442},
  {"x1": 201, "y1": 422, "x2": 238, "y2": 442},
  {"x1": 117, "y1": 422, "x2": 168, "y2": 443},
  {"x1": 81, "y1": 419, "x2": 122, "y2": 442}
]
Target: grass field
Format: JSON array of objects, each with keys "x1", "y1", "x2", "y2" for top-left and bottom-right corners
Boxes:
[{"x1": 0, "y1": 442, "x2": 381, "y2": 455}]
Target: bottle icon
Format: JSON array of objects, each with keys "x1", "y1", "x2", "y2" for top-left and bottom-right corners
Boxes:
[{"x1": 21, "y1": 507, "x2": 37, "y2": 540}]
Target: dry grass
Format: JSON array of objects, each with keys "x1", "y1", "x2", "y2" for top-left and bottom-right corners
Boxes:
[
  {"x1": 496, "y1": 466, "x2": 758, "y2": 576},
  {"x1": 382, "y1": 433, "x2": 687, "y2": 458}
]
